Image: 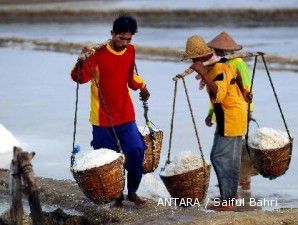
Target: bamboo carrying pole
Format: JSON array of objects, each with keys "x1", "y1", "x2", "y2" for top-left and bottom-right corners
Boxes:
[{"x1": 172, "y1": 52, "x2": 263, "y2": 81}]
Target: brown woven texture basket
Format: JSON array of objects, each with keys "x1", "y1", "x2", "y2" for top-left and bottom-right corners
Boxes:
[
  {"x1": 248, "y1": 142, "x2": 292, "y2": 179},
  {"x1": 142, "y1": 130, "x2": 163, "y2": 174},
  {"x1": 160, "y1": 164, "x2": 211, "y2": 203},
  {"x1": 72, "y1": 156, "x2": 125, "y2": 204}
]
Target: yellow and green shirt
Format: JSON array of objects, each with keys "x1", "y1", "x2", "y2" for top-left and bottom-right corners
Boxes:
[
  {"x1": 207, "y1": 62, "x2": 248, "y2": 136},
  {"x1": 207, "y1": 58, "x2": 254, "y2": 119}
]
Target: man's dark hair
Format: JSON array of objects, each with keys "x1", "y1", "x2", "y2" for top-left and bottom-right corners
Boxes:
[{"x1": 113, "y1": 15, "x2": 138, "y2": 35}]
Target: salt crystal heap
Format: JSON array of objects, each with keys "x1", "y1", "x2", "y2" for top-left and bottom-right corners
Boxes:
[
  {"x1": 0, "y1": 123, "x2": 20, "y2": 169},
  {"x1": 73, "y1": 149, "x2": 123, "y2": 172},
  {"x1": 0, "y1": 123, "x2": 20, "y2": 154},
  {"x1": 138, "y1": 126, "x2": 161, "y2": 136},
  {"x1": 248, "y1": 127, "x2": 290, "y2": 150},
  {"x1": 160, "y1": 151, "x2": 209, "y2": 177}
]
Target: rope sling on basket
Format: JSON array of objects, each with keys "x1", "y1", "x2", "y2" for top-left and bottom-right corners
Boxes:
[
  {"x1": 160, "y1": 78, "x2": 211, "y2": 204},
  {"x1": 70, "y1": 58, "x2": 125, "y2": 204},
  {"x1": 245, "y1": 53, "x2": 294, "y2": 180},
  {"x1": 135, "y1": 64, "x2": 163, "y2": 174},
  {"x1": 141, "y1": 102, "x2": 163, "y2": 174}
]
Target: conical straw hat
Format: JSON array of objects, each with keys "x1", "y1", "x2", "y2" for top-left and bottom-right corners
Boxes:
[
  {"x1": 182, "y1": 35, "x2": 213, "y2": 60},
  {"x1": 207, "y1": 31, "x2": 242, "y2": 51}
]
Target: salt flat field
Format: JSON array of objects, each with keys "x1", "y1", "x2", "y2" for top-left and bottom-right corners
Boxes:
[{"x1": 1, "y1": 0, "x2": 298, "y2": 215}]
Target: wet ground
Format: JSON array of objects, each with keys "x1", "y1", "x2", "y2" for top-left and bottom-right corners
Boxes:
[{"x1": 1, "y1": 169, "x2": 298, "y2": 225}]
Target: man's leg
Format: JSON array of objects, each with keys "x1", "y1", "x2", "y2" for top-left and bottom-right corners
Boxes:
[
  {"x1": 239, "y1": 141, "x2": 252, "y2": 190},
  {"x1": 91, "y1": 125, "x2": 118, "y2": 150},
  {"x1": 91, "y1": 125, "x2": 124, "y2": 206},
  {"x1": 211, "y1": 132, "x2": 242, "y2": 200},
  {"x1": 116, "y1": 122, "x2": 146, "y2": 205}
]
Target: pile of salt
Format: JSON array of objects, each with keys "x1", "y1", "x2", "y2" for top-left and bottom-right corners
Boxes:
[
  {"x1": 160, "y1": 151, "x2": 209, "y2": 177},
  {"x1": 248, "y1": 127, "x2": 290, "y2": 150},
  {"x1": 138, "y1": 125, "x2": 161, "y2": 136},
  {"x1": 0, "y1": 123, "x2": 20, "y2": 154},
  {"x1": 73, "y1": 148, "x2": 123, "y2": 172},
  {"x1": 0, "y1": 123, "x2": 20, "y2": 169}
]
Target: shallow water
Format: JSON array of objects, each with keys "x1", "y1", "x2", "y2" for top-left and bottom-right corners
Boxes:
[
  {"x1": 0, "y1": 47, "x2": 297, "y2": 208},
  {"x1": 0, "y1": 197, "x2": 81, "y2": 217},
  {"x1": 1, "y1": 23, "x2": 297, "y2": 58},
  {"x1": 0, "y1": 201, "x2": 9, "y2": 215},
  {"x1": 2, "y1": 0, "x2": 298, "y2": 10}
]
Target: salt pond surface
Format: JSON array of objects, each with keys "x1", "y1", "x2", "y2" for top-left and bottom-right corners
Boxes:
[
  {"x1": 0, "y1": 196, "x2": 80, "y2": 217},
  {"x1": 1, "y1": 23, "x2": 298, "y2": 57},
  {"x1": 0, "y1": 47, "x2": 297, "y2": 208}
]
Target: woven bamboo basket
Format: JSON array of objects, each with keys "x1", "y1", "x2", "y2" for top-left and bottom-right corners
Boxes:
[
  {"x1": 72, "y1": 156, "x2": 125, "y2": 204},
  {"x1": 160, "y1": 164, "x2": 211, "y2": 203},
  {"x1": 142, "y1": 130, "x2": 163, "y2": 174},
  {"x1": 248, "y1": 142, "x2": 292, "y2": 179}
]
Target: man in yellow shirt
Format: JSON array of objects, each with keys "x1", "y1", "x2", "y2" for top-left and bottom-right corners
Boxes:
[{"x1": 182, "y1": 35, "x2": 248, "y2": 210}]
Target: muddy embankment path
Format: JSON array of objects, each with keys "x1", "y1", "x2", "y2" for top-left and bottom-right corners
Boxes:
[
  {"x1": 1, "y1": 169, "x2": 298, "y2": 225},
  {"x1": 1, "y1": 37, "x2": 298, "y2": 73}
]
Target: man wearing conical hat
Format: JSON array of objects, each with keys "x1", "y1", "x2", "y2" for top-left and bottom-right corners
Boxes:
[
  {"x1": 207, "y1": 31, "x2": 258, "y2": 191},
  {"x1": 207, "y1": 31, "x2": 252, "y2": 105},
  {"x1": 183, "y1": 35, "x2": 248, "y2": 211}
]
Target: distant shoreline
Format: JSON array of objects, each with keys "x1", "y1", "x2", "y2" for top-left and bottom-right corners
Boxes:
[
  {"x1": 1, "y1": 37, "x2": 298, "y2": 73},
  {"x1": 0, "y1": 8, "x2": 297, "y2": 27}
]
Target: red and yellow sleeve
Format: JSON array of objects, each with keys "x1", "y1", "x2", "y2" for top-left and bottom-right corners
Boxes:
[
  {"x1": 127, "y1": 44, "x2": 146, "y2": 90},
  {"x1": 128, "y1": 72, "x2": 146, "y2": 90},
  {"x1": 70, "y1": 54, "x2": 97, "y2": 84}
]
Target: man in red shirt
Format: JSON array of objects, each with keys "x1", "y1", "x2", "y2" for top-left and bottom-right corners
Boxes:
[{"x1": 71, "y1": 15, "x2": 150, "y2": 206}]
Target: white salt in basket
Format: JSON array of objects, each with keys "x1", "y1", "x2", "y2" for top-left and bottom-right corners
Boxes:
[
  {"x1": 248, "y1": 127, "x2": 292, "y2": 179},
  {"x1": 160, "y1": 151, "x2": 211, "y2": 203},
  {"x1": 72, "y1": 149, "x2": 125, "y2": 204}
]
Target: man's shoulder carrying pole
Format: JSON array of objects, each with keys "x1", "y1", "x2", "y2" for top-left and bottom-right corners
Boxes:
[{"x1": 172, "y1": 52, "x2": 264, "y2": 81}]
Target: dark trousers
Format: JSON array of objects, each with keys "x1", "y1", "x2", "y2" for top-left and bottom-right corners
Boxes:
[
  {"x1": 91, "y1": 122, "x2": 146, "y2": 194},
  {"x1": 211, "y1": 129, "x2": 242, "y2": 200}
]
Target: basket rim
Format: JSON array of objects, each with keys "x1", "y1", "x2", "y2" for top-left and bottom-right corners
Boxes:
[
  {"x1": 71, "y1": 155, "x2": 125, "y2": 174},
  {"x1": 248, "y1": 141, "x2": 292, "y2": 152},
  {"x1": 159, "y1": 164, "x2": 211, "y2": 178},
  {"x1": 140, "y1": 129, "x2": 163, "y2": 137}
]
